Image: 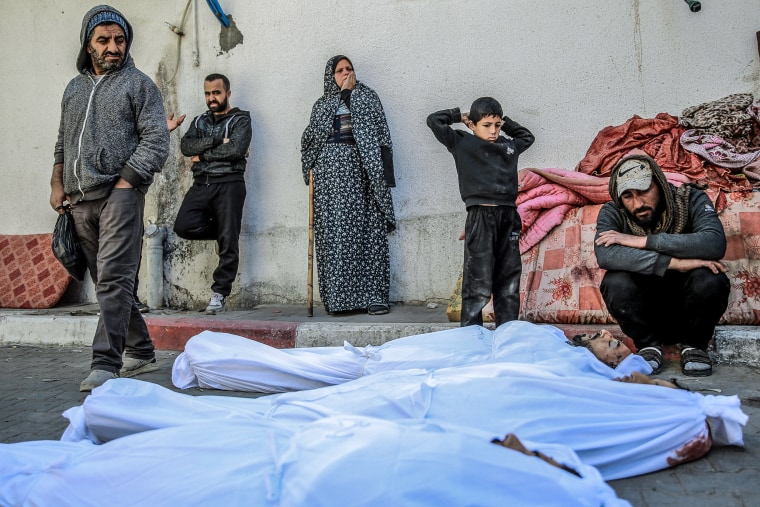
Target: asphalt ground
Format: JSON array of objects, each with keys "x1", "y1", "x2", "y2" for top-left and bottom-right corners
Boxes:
[{"x1": 1, "y1": 343, "x2": 759, "y2": 507}]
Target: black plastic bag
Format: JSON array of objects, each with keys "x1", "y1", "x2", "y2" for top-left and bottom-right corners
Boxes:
[{"x1": 52, "y1": 211, "x2": 87, "y2": 281}]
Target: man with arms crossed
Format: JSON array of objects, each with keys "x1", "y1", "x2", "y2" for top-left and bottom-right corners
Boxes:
[{"x1": 174, "y1": 74, "x2": 252, "y2": 315}]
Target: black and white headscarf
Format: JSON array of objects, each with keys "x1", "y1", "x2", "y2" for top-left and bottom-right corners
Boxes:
[{"x1": 300, "y1": 55, "x2": 396, "y2": 226}]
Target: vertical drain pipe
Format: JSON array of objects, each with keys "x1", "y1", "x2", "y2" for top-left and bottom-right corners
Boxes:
[
  {"x1": 193, "y1": 0, "x2": 200, "y2": 67},
  {"x1": 144, "y1": 224, "x2": 167, "y2": 309}
]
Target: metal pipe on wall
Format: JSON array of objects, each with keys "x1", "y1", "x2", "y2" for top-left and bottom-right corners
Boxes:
[
  {"x1": 144, "y1": 224, "x2": 167, "y2": 309},
  {"x1": 193, "y1": 0, "x2": 200, "y2": 67}
]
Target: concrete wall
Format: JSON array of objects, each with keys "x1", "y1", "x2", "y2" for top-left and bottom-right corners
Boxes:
[{"x1": 1, "y1": 0, "x2": 758, "y2": 309}]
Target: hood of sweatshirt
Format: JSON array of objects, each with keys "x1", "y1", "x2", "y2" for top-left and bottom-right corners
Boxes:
[
  {"x1": 608, "y1": 154, "x2": 670, "y2": 209},
  {"x1": 76, "y1": 5, "x2": 133, "y2": 74}
]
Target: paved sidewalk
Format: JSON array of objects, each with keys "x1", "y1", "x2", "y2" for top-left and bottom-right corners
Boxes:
[
  {"x1": 0, "y1": 345, "x2": 270, "y2": 443},
  {"x1": 1, "y1": 341, "x2": 759, "y2": 507}
]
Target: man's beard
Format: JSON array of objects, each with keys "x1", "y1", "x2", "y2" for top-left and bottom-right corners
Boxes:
[
  {"x1": 207, "y1": 98, "x2": 228, "y2": 113},
  {"x1": 89, "y1": 45, "x2": 124, "y2": 73},
  {"x1": 629, "y1": 204, "x2": 662, "y2": 228}
]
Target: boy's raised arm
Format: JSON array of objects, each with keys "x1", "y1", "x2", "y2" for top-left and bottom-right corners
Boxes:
[
  {"x1": 427, "y1": 108, "x2": 462, "y2": 151},
  {"x1": 501, "y1": 115, "x2": 535, "y2": 153}
]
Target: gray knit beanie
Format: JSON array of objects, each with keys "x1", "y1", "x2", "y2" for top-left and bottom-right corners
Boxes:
[{"x1": 86, "y1": 9, "x2": 130, "y2": 41}]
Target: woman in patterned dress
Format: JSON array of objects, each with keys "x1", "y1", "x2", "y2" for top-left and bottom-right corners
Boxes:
[{"x1": 301, "y1": 55, "x2": 396, "y2": 315}]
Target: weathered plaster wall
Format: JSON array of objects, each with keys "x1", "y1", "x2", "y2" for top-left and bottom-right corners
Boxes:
[{"x1": 1, "y1": 0, "x2": 758, "y2": 309}]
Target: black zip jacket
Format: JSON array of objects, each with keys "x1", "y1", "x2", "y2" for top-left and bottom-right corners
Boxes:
[
  {"x1": 180, "y1": 108, "x2": 252, "y2": 183},
  {"x1": 595, "y1": 190, "x2": 726, "y2": 276}
]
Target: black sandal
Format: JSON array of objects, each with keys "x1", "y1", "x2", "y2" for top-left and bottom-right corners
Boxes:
[
  {"x1": 368, "y1": 303, "x2": 389, "y2": 315},
  {"x1": 680, "y1": 347, "x2": 713, "y2": 377},
  {"x1": 637, "y1": 346, "x2": 663, "y2": 375}
]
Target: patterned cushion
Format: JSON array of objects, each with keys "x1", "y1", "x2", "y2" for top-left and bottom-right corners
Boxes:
[{"x1": 0, "y1": 234, "x2": 72, "y2": 309}]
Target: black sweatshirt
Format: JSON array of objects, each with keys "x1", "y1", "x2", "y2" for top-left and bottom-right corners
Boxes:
[
  {"x1": 427, "y1": 108, "x2": 534, "y2": 208},
  {"x1": 594, "y1": 190, "x2": 726, "y2": 277}
]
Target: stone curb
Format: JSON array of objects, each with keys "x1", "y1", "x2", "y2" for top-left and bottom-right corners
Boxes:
[
  {"x1": 294, "y1": 322, "x2": 459, "y2": 348},
  {"x1": 714, "y1": 326, "x2": 760, "y2": 367},
  {"x1": 1, "y1": 314, "x2": 759, "y2": 366},
  {"x1": 146, "y1": 316, "x2": 297, "y2": 350},
  {"x1": 0, "y1": 315, "x2": 97, "y2": 347}
]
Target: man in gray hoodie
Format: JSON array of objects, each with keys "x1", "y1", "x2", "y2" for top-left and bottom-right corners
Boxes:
[
  {"x1": 594, "y1": 154, "x2": 730, "y2": 377},
  {"x1": 50, "y1": 5, "x2": 169, "y2": 392}
]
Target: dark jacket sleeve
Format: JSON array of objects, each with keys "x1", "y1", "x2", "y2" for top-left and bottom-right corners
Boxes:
[
  {"x1": 180, "y1": 116, "x2": 218, "y2": 157},
  {"x1": 200, "y1": 115, "x2": 252, "y2": 163},
  {"x1": 594, "y1": 191, "x2": 727, "y2": 277},
  {"x1": 340, "y1": 89, "x2": 352, "y2": 109},
  {"x1": 501, "y1": 115, "x2": 535, "y2": 154},
  {"x1": 426, "y1": 108, "x2": 462, "y2": 153},
  {"x1": 645, "y1": 190, "x2": 726, "y2": 260},
  {"x1": 373, "y1": 92, "x2": 395, "y2": 187},
  {"x1": 381, "y1": 146, "x2": 395, "y2": 187},
  {"x1": 594, "y1": 202, "x2": 673, "y2": 276}
]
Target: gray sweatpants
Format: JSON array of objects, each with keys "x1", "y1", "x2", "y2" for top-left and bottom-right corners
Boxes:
[{"x1": 70, "y1": 188, "x2": 155, "y2": 373}]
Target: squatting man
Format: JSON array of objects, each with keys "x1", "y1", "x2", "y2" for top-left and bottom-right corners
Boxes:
[{"x1": 594, "y1": 153, "x2": 730, "y2": 377}]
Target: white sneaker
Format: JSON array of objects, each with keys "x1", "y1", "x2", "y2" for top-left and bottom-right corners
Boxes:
[{"x1": 205, "y1": 293, "x2": 226, "y2": 315}]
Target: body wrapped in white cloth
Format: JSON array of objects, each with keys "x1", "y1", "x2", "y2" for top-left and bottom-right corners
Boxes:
[
  {"x1": 1, "y1": 415, "x2": 632, "y2": 507},
  {"x1": 172, "y1": 321, "x2": 651, "y2": 393},
  {"x1": 64, "y1": 359, "x2": 746, "y2": 480}
]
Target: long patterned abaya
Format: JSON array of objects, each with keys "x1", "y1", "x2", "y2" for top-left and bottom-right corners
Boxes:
[{"x1": 301, "y1": 55, "x2": 395, "y2": 313}]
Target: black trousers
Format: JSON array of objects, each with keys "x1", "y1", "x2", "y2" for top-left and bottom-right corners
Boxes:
[
  {"x1": 460, "y1": 205, "x2": 522, "y2": 328},
  {"x1": 600, "y1": 268, "x2": 730, "y2": 351},
  {"x1": 174, "y1": 181, "x2": 246, "y2": 297}
]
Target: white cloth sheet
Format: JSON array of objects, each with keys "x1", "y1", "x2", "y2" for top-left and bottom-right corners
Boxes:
[
  {"x1": 172, "y1": 321, "x2": 652, "y2": 393},
  {"x1": 0, "y1": 321, "x2": 746, "y2": 505},
  {"x1": 63, "y1": 360, "x2": 746, "y2": 480},
  {"x1": 1, "y1": 416, "x2": 631, "y2": 507}
]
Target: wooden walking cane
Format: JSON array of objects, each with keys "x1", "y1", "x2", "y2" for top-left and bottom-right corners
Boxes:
[{"x1": 307, "y1": 170, "x2": 314, "y2": 317}]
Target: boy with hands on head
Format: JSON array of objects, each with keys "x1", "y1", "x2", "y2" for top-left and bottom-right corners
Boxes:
[{"x1": 427, "y1": 97, "x2": 534, "y2": 327}]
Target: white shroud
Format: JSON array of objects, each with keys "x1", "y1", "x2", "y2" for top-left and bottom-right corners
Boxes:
[
  {"x1": 171, "y1": 321, "x2": 652, "y2": 392},
  {"x1": 0, "y1": 416, "x2": 632, "y2": 507},
  {"x1": 63, "y1": 360, "x2": 746, "y2": 480}
]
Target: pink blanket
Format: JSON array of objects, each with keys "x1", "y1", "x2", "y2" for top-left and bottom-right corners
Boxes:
[{"x1": 517, "y1": 168, "x2": 691, "y2": 253}]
